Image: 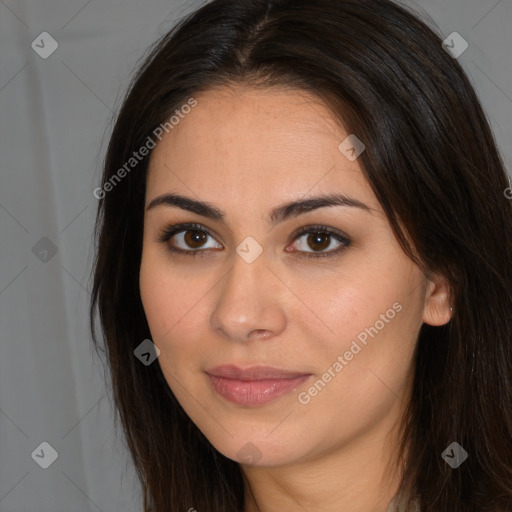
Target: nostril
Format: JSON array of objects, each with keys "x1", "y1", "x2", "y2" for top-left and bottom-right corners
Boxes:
[{"x1": 249, "y1": 329, "x2": 270, "y2": 339}]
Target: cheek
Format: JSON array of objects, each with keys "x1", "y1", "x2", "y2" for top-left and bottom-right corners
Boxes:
[
  {"x1": 139, "y1": 252, "x2": 190, "y2": 339},
  {"x1": 139, "y1": 252, "x2": 214, "y2": 362},
  {"x1": 296, "y1": 288, "x2": 416, "y2": 442},
  {"x1": 312, "y1": 270, "x2": 402, "y2": 348},
  {"x1": 139, "y1": 259, "x2": 170, "y2": 337},
  {"x1": 304, "y1": 264, "x2": 420, "y2": 393}
]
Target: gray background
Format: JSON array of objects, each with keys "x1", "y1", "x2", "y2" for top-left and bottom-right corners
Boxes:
[{"x1": 0, "y1": 0, "x2": 510, "y2": 510}]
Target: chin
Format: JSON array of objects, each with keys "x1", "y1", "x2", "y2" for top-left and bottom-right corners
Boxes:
[{"x1": 200, "y1": 423, "x2": 313, "y2": 467}]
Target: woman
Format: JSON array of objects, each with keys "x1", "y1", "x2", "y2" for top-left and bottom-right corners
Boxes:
[{"x1": 89, "y1": 0, "x2": 512, "y2": 510}]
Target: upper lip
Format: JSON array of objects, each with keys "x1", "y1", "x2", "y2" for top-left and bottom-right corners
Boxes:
[{"x1": 205, "y1": 364, "x2": 311, "y2": 380}]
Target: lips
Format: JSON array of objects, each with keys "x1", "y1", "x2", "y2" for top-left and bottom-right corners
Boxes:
[
  {"x1": 205, "y1": 365, "x2": 312, "y2": 406},
  {"x1": 205, "y1": 364, "x2": 310, "y2": 380}
]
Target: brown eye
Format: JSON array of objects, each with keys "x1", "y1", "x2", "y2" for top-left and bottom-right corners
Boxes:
[
  {"x1": 290, "y1": 225, "x2": 351, "y2": 260},
  {"x1": 305, "y1": 232, "x2": 331, "y2": 252},
  {"x1": 157, "y1": 223, "x2": 223, "y2": 256},
  {"x1": 157, "y1": 223, "x2": 350, "y2": 260},
  {"x1": 183, "y1": 230, "x2": 208, "y2": 249}
]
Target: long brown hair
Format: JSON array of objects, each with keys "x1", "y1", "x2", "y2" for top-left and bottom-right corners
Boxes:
[{"x1": 89, "y1": 1, "x2": 512, "y2": 510}]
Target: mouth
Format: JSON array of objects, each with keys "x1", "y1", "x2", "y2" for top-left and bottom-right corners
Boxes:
[{"x1": 205, "y1": 365, "x2": 313, "y2": 406}]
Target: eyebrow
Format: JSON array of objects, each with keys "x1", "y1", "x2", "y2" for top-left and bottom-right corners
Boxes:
[{"x1": 146, "y1": 192, "x2": 374, "y2": 226}]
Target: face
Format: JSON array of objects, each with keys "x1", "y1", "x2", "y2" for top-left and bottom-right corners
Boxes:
[{"x1": 139, "y1": 85, "x2": 446, "y2": 468}]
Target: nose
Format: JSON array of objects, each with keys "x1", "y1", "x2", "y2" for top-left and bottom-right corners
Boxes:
[{"x1": 209, "y1": 250, "x2": 287, "y2": 343}]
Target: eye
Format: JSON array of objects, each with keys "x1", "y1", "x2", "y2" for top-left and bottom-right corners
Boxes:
[
  {"x1": 157, "y1": 223, "x2": 351, "y2": 259},
  {"x1": 288, "y1": 225, "x2": 351, "y2": 259},
  {"x1": 157, "y1": 222, "x2": 222, "y2": 258}
]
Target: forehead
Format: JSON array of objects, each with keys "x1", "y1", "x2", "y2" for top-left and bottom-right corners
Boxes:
[{"x1": 145, "y1": 85, "x2": 378, "y2": 215}]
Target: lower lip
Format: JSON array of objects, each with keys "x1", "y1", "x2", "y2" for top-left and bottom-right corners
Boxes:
[{"x1": 206, "y1": 374, "x2": 311, "y2": 406}]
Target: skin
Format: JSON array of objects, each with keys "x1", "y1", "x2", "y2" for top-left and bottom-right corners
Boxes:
[{"x1": 139, "y1": 85, "x2": 453, "y2": 512}]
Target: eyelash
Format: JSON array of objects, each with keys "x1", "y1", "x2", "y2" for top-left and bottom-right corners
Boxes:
[{"x1": 156, "y1": 222, "x2": 352, "y2": 260}]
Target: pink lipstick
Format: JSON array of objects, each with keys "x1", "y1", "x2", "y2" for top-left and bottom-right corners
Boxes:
[{"x1": 205, "y1": 365, "x2": 312, "y2": 406}]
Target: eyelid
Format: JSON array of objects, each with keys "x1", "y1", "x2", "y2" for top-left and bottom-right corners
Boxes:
[{"x1": 291, "y1": 224, "x2": 351, "y2": 245}]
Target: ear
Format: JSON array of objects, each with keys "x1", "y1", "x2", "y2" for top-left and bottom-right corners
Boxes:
[{"x1": 422, "y1": 271, "x2": 453, "y2": 326}]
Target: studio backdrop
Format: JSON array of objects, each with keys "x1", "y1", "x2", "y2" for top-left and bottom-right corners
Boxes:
[{"x1": 0, "y1": 0, "x2": 511, "y2": 510}]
